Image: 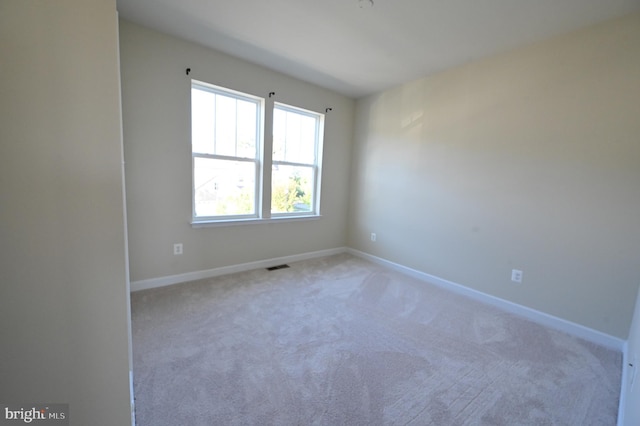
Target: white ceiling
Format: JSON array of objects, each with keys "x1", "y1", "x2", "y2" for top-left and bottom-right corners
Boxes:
[{"x1": 116, "y1": 0, "x2": 640, "y2": 98}]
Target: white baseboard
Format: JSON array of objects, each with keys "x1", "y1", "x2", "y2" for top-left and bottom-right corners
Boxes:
[
  {"x1": 131, "y1": 247, "x2": 347, "y2": 292},
  {"x1": 618, "y1": 341, "x2": 628, "y2": 426},
  {"x1": 347, "y1": 248, "x2": 625, "y2": 352},
  {"x1": 131, "y1": 246, "x2": 624, "y2": 351}
]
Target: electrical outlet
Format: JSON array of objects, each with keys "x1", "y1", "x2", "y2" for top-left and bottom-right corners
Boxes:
[
  {"x1": 371, "y1": 233, "x2": 377, "y2": 242},
  {"x1": 173, "y1": 243, "x2": 183, "y2": 255},
  {"x1": 511, "y1": 269, "x2": 523, "y2": 283}
]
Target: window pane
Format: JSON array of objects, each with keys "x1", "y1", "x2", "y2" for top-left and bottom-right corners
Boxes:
[
  {"x1": 191, "y1": 87, "x2": 215, "y2": 154},
  {"x1": 215, "y1": 94, "x2": 237, "y2": 156},
  {"x1": 236, "y1": 99, "x2": 257, "y2": 158},
  {"x1": 272, "y1": 108, "x2": 287, "y2": 162},
  {"x1": 194, "y1": 157, "x2": 256, "y2": 217},
  {"x1": 273, "y1": 108, "x2": 317, "y2": 164},
  {"x1": 298, "y1": 114, "x2": 316, "y2": 163},
  {"x1": 271, "y1": 164, "x2": 314, "y2": 214}
]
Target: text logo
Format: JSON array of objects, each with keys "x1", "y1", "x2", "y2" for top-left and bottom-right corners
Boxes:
[{"x1": 1, "y1": 404, "x2": 68, "y2": 425}]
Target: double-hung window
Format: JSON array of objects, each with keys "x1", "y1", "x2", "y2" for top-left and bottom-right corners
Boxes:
[
  {"x1": 191, "y1": 81, "x2": 262, "y2": 220},
  {"x1": 191, "y1": 80, "x2": 323, "y2": 224},
  {"x1": 271, "y1": 104, "x2": 322, "y2": 216}
]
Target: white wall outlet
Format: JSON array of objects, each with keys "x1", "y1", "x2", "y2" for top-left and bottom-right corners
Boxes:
[
  {"x1": 511, "y1": 269, "x2": 523, "y2": 283},
  {"x1": 173, "y1": 243, "x2": 183, "y2": 255},
  {"x1": 371, "y1": 233, "x2": 377, "y2": 242}
]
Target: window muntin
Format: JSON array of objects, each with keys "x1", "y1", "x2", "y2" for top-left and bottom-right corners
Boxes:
[
  {"x1": 191, "y1": 81, "x2": 261, "y2": 220},
  {"x1": 271, "y1": 104, "x2": 322, "y2": 216}
]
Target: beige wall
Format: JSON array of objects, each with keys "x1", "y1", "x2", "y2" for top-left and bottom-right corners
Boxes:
[
  {"x1": 348, "y1": 13, "x2": 640, "y2": 338},
  {"x1": 119, "y1": 20, "x2": 355, "y2": 283},
  {"x1": 0, "y1": 1, "x2": 132, "y2": 425}
]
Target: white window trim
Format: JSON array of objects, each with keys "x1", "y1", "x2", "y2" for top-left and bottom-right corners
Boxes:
[
  {"x1": 191, "y1": 214, "x2": 322, "y2": 228},
  {"x1": 191, "y1": 80, "x2": 264, "y2": 222}
]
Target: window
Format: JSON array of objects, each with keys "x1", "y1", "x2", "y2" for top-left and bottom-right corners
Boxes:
[
  {"x1": 272, "y1": 104, "x2": 322, "y2": 216},
  {"x1": 191, "y1": 80, "x2": 324, "y2": 224},
  {"x1": 191, "y1": 81, "x2": 262, "y2": 219}
]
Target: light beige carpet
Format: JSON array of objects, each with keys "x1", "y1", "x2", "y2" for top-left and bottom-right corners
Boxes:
[{"x1": 131, "y1": 253, "x2": 621, "y2": 425}]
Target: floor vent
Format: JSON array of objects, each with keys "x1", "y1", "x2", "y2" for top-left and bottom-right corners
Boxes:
[{"x1": 266, "y1": 264, "x2": 290, "y2": 271}]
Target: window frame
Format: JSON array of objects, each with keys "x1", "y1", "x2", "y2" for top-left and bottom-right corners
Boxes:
[{"x1": 191, "y1": 80, "x2": 264, "y2": 222}]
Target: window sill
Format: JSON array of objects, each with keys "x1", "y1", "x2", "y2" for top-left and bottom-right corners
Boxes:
[{"x1": 191, "y1": 215, "x2": 322, "y2": 228}]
